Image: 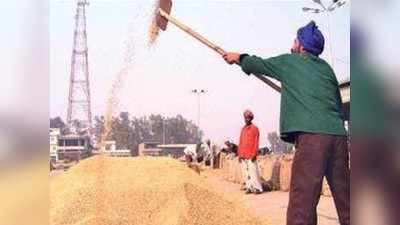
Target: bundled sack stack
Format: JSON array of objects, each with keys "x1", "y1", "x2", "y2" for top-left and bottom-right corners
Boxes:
[{"x1": 219, "y1": 154, "x2": 332, "y2": 194}]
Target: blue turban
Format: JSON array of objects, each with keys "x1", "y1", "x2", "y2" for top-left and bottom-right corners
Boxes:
[{"x1": 297, "y1": 21, "x2": 325, "y2": 56}]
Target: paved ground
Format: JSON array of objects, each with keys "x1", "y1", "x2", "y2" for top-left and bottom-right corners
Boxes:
[{"x1": 204, "y1": 170, "x2": 340, "y2": 225}]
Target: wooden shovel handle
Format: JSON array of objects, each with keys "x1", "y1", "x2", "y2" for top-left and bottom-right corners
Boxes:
[
  {"x1": 159, "y1": 9, "x2": 282, "y2": 93},
  {"x1": 251, "y1": 73, "x2": 281, "y2": 92},
  {"x1": 159, "y1": 9, "x2": 226, "y2": 55}
]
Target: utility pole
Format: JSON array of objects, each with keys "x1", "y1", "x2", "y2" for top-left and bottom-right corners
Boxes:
[
  {"x1": 67, "y1": 0, "x2": 92, "y2": 135},
  {"x1": 302, "y1": 0, "x2": 347, "y2": 69},
  {"x1": 191, "y1": 89, "x2": 207, "y2": 142},
  {"x1": 162, "y1": 117, "x2": 166, "y2": 144}
]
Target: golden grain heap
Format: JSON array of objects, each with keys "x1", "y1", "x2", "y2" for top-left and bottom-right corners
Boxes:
[{"x1": 50, "y1": 156, "x2": 266, "y2": 225}]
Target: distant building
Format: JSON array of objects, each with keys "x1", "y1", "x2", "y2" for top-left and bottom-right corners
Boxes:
[
  {"x1": 101, "y1": 140, "x2": 116, "y2": 151},
  {"x1": 49, "y1": 128, "x2": 60, "y2": 162},
  {"x1": 157, "y1": 144, "x2": 191, "y2": 158},
  {"x1": 101, "y1": 140, "x2": 131, "y2": 157},
  {"x1": 58, "y1": 134, "x2": 92, "y2": 161},
  {"x1": 138, "y1": 142, "x2": 162, "y2": 156},
  {"x1": 138, "y1": 142, "x2": 191, "y2": 158}
]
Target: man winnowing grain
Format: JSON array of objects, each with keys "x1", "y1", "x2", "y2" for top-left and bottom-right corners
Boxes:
[{"x1": 223, "y1": 21, "x2": 349, "y2": 225}]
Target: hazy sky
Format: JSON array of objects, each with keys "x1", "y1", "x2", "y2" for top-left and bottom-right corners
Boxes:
[{"x1": 50, "y1": 0, "x2": 350, "y2": 146}]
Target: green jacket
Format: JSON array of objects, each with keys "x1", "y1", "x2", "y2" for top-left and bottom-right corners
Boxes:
[{"x1": 240, "y1": 53, "x2": 346, "y2": 143}]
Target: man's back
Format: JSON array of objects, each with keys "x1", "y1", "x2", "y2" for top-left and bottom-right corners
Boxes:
[
  {"x1": 223, "y1": 20, "x2": 349, "y2": 225},
  {"x1": 240, "y1": 53, "x2": 346, "y2": 142}
]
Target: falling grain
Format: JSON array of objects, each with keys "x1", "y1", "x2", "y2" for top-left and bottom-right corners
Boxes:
[
  {"x1": 99, "y1": 67, "x2": 130, "y2": 150},
  {"x1": 148, "y1": 18, "x2": 160, "y2": 45},
  {"x1": 148, "y1": 1, "x2": 161, "y2": 46}
]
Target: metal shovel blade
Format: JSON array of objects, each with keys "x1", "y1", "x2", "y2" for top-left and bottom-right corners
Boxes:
[{"x1": 156, "y1": 0, "x2": 172, "y2": 31}]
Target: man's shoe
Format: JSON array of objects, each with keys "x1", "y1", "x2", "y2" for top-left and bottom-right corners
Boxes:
[
  {"x1": 245, "y1": 189, "x2": 252, "y2": 194},
  {"x1": 254, "y1": 190, "x2": 263, "y2": 195}
]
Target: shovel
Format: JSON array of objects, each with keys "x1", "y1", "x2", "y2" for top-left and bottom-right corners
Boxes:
[{"x1": 154, "y1": 0, "x2": 281, "y2": 93}]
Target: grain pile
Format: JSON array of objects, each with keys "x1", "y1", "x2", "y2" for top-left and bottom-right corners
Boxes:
[{"x1": 50, "y1": 156, "x2": 266, "y2": 225}]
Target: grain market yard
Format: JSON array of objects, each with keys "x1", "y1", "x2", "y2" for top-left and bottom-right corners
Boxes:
[{"x1": 203, "y1": 169, "x2": 340, "y2": 225}]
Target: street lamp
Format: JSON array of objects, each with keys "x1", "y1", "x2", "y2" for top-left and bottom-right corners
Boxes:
[
  {"x1": 302, "y1": 0, "x2": 347, "y2": 69},
  {"x1": 312, "y1": 0, "x2": 327, "y2": 10},
  {"x1": 191, "y1": 89, "x2": 207, "y2": 141},
  {"x1": 302, "y1": 0, "x2": 346, "y2": 13}
]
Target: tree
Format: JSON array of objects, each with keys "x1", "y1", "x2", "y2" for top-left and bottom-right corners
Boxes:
[
  {"x1": 111, "y1": 112, "x2": 131, "y2": 149},
  {"x1": 92, "y1": 112, "x2": 202, "y2": 156},
  {"x1": 267, "y1": 131, "x2": 294, "y2": 154},
  {"x1": 94, "y1": 116, "x2": 105, "y2": 142},
  {"x1": 50, "y1": 117, "x2": 65, "y2": 129},
  {"x1": 50, "y1": 117, "x2": 67, "y2": 134}
]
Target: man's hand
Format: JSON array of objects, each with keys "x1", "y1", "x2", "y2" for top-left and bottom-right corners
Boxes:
[{"x1": 223, "y1": 52, "x2": 241, "y2": 65}]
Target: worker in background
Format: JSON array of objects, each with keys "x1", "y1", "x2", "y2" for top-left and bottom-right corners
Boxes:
[
  {"x1": 238, "y1": 110, "x2": 263, "y2": 194},
  {"x1": 183, "y1": 140, "x2": 211, "y2": 166},
  {"x1": 223, "y1": 21, "x2": 349, "y2": 225},
  {"x1": 205, "y1": 139, "x2": 219, "y2": 169},
  {"x1": 204, "y1": 139, "x2": 213, "y2": 167},
  {"x1": 221, "y1": 140, "x2": 238, "y2": 156}
]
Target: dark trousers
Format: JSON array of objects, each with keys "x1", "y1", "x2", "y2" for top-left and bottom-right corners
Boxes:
[
  {"x1": 286, "y1": 133, "x2": 350, "y2": 225},
  {"x1": 352, "y1": 138, "x2": 400, "y2": 225}
]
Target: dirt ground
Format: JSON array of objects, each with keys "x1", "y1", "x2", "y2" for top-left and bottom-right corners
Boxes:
[{"x1": 203, "y1": 169, "x2": 340, "y2": 225}]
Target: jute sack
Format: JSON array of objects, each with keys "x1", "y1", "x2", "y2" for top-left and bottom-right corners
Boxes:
[
  {"x1": 279, "y1": 155, "x2": 294, "y2": 192},
  {"x1": 259, "y1": 156, "x2": 274, "y2": 181}
]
